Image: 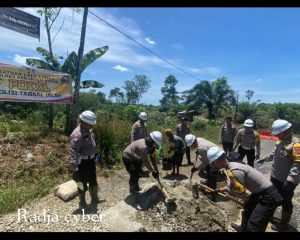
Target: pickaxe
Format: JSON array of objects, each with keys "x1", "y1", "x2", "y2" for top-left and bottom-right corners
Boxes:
[
  {"x1": 157, "y1": 178, "x2": 176, "y2": 204},
  {"x1": 197, "y1": 182, "x2": 244, "y2": 207},
  {"x1": 188, "y1": 153, "x2": 200, "y2": 188}
]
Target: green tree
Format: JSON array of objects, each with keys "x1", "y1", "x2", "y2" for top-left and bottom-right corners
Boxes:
[
  {"x1": 274, "y1": 102, "x2": 288, "y2": 119},
  {"x1": 245, "y1": 89, "x2": 255, "y2": 102},
  {"x1": 184, "y1": 77, "x2": 235, "y2": 119},
  {"x1": 160, "y1": 74, "x2": 181, "y2": 111},
  {"x1": 123, "y1": 75, "x2": 151, "y2": 104},
  {"x1": 237, "y1": 101, "x2": 257, "y2": 123},
  {"x1": 109, "y1": 87, "x2": 125, "y2": 103}
]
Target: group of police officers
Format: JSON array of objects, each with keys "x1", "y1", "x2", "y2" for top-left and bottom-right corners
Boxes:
[{"x1": 69, "y1": 110, "x2": 299, "y2": 232}]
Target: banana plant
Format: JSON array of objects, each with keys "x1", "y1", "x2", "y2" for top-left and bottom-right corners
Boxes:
[
  {"x1": 26, "y1": 45, "x2": 109, "y2": 89},
  {"x1": 26, "y1": 45, "x2": 109, "y2": 133}
]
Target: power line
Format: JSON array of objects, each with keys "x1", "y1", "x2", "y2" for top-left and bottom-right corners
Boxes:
[{"x1": 88, "y1": 10, "x2": 203, "y2": 82}]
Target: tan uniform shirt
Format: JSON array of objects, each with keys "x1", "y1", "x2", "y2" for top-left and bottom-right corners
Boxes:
[
  {"x1": 227, "y1": 162, "x2": 272, "y2": 193},
  {"x1": 219, "y1": 123, "x2": 237, "y2": 143},
  {"x1": 69, "y1": 125, "x2": 96, "y2": 169},
  {"x1": 233, "y1": 128, "x2": 261, "y2": 155},
  {"x1": 266, "y1": 137, "x2": 300, "y2": 185},
  {"x1": 131, "y1": 120, "x2": 148, "y2": 143},
  {"x1": 196, "y1": 137, "x2": 217, "y2": 170},
  {"x1": 176, "y1": 123, "x2": 190, "y2": 141},
  {"x1": 123, "y1": 139, "x2": 155, "y2": 172}
]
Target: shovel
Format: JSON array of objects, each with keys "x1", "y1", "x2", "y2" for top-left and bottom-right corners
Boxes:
[
  {"x1": 188, "y1": 154, "x2": 200, "y2": 188},
  {"x1": 198, "y1": 182, "x2": 244, "y2": 207},
  {"x1": 157, "y1": 178, "x2": 176, "y2": 204}
]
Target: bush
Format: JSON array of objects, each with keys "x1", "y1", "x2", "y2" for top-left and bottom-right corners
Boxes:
[
  {"x1": 192, "y1": 119, "x2": 207, "y2": 130},
  {"x1": 121, "y1": 105, "x2": 146, "y2": 124},
  {"x1": 93, "y1": 117, "x2": 131, "y2": 167}
]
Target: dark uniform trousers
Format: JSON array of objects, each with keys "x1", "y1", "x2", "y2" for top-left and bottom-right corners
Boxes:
[
  {"x1": 238, "y1": 146, "x2": 255, "y2": 167},
  {"x1": 173, "y1": 151, "x2": 184, "y2": 167},
  {"x1": 222, "y1": 141, "x2": 234, "y2": 154},
  {"x1": 78, "y1": 157, "x2": 98, "y2": 193},
  {"x1": 205, "y1": 164, "x2": 218, "y2": 189},
  {"x1": 123, "y1": 157, "x2": 140, "y2": 193},
  {"x1": 185, "y1": 146, "x2": 191, "y2": 164},
  {"x1": 243, "y1": 185, "x2": 283, "y2": 232},
  {"x1": 271, "y1": 177, "x2": 296, "y2": 214}
]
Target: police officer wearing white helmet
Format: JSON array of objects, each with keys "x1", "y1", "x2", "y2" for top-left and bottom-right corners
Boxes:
[
  {"x1": 185, "y1": 134, "x2": 220, "y2": 201},
  {"x1": 233, "y1": 119, "x2": 261, "y2": 167},
  {"x1": 258, "y1": 119, "x2": 300, "y2": 231},
  {"x1": 131, "y1": 112, "x2": 149, "y2": 176},
  {"x1": 122, "y1": 131, "x2": 161, "y2": 210},
  {"x1": 208, "y1": 147, "x2": 282, "y2": 232},
  {"x1": 69, "y1": 110, "x2": 105, "y2": 209}
]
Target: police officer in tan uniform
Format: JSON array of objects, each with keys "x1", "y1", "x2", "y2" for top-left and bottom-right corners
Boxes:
[
  {"x1": 208, "y1": 147, "x2": 283, "y2": 232},
  {"x1": 176, "y1": 117, "x2": 192, "y2": 165},
  {"x1": 131, "y1": 112, "x2": 148, "y2": 143},
  {"x1": 131, "y1": 112, "x2": 148, "y2": 176},
  {"x1": 69, "y1": 110, "x2": 105, "y2": 209},
  {"x1": 233, "y1": 119, "x2": 260, "y2": 167},
  {"x1": 185, "y1": 134, "x2": 220, "y2": 201},
  {"x1": 123, "y1": 131, "x2": 162, "y2": 210},
  {"x1": 258, "y1": 119, "x2": 300, "y2": 231},
  {"x1": 219, "y1": 116, "x2": 237, "y2": 155}
]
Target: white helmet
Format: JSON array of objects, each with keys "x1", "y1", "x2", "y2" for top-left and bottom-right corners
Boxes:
[
  {"x1": 272, "y1": 119, "x2": 292, "y2": 135},
  {"x1": 185, "y1": 134, "x2": 196, "y2": 147},
  {"x1": 244, "y1": 119, "x2": 254, "y2": 127},
  {"x1": 139, "y1": 112, "x2": 148, "y2": 121},
  {"x1": 79, "y1": 110, "x2": 96, "y2": 125},
  {"x1": 207, "y1": 147, "x2": 225, "y2": 164},
  {"x1": 150, "y1": 131, "x2": 163, "y2": 145}
]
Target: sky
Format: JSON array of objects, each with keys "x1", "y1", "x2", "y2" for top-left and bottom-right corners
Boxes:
[{"x1": 1, "y1": 7, "x2": 300, "y2": 105}]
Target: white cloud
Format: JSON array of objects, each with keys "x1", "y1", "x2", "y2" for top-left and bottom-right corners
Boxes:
[
  {"x1": 0, "y1": 8, "x2": 164, "y2": 69},
  {"x1": 14, "y1": 54, "x2": 41, "y2": 66},
  {"x1": 145, "y1": 37, "x2": 156, "y2": 45},
  {"x1": 170, "y1": 43, "x2": 184, "y2": 50},
  {"x1": 188, "y1": 67, "x2": 221, "y2": 75},
  {"x1": 256, "y1": 78, "x2": 263, "y2": 84},
  {"x1": 189, "y1": 68, "x2": 201, "y2": 73},
  {"x1": 112, "y1": 65, "x2": 129, "y2": 72}
]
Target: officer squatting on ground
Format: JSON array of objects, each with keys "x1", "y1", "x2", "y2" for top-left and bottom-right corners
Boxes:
[{"x1": 208, "y1": 146, "x2": 283, "y2": 232}]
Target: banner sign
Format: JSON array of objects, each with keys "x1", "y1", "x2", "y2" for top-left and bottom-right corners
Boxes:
[
  {"x1": 0, "y1": 62, "x2": 73, "y2": 104},
  {"x1": 0, "y1": 8, "x2": 40, "y2": 39}
]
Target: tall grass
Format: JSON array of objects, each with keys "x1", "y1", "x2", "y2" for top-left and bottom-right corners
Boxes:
[
  {"x1": 93, "y1": 114, "x2": 131, "y2": 167},
  {"x1": 0, "y1": 176, "x2": 58, "y2": 214}
]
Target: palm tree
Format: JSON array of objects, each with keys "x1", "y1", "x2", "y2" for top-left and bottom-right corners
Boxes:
[{"x1": 184, "y1": 77, "x2": 235, "y2": 119}]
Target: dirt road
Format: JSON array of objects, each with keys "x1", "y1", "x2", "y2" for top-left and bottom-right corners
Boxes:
[{"x1": 0, "y1": 139, "x2": 298, "y2": 232}]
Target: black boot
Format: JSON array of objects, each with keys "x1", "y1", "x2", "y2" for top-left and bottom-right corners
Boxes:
[
  {"x1": 78, "y1": 190, "x2": 87, "y2": 209},
  {"x1": 133, "y1": 191, "x2": 142, "y2": 210},
  {"x1": 231, "y1": 222, "x2": 247, "y2": 232},
  {"x1": 231, "y1": 213, "x2": 247, "y2": 232},
  {"x1": 271, "y1": 211, "x2": 292, "y2": 232},
  {"x1": 89, "y1": 186, "x2": 106, "y2": 204}
]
